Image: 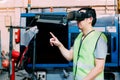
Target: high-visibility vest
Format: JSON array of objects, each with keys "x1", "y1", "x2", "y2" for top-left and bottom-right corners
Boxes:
[{"x1": 73, "y1": 30, "x2": 107, "y2": 80}]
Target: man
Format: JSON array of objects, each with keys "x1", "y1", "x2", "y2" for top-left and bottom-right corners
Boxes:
[{"x1": 50, "y1": 7, "x2": 107, "y2": 80}]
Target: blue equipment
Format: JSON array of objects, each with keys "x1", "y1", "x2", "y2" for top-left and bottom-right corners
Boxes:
[
  {"x1": 20, "y1": 12, "x2": 71, "y2": 72},
  {"x1": 20, "y1": 12, "x2": 120, "y2": 73}
]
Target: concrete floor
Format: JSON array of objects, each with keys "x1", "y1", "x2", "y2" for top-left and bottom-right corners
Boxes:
[
  {"x1": 0, "y1": 70, "x2": 30, "y2": 80},
  {"x1": 0, "y1": 69, "x2": 120, "y2": 80},
  {"x1": 0, "y1": 69, "x2": 73, "y2": 80}
]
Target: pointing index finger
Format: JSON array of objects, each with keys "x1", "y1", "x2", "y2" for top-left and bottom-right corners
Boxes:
[{"x1": 50, "y1": 32, "x2": 56, "y2": 38}]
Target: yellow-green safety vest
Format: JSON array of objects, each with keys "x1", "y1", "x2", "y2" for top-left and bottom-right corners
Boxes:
[{"x1": 73, "y1": 30, "x2": 107, "y2": 80}]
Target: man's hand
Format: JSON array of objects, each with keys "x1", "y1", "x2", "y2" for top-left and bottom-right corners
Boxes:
[
  {"x1": 49, "y1": 32, "x2": 62, "y2": 47},
  {"x1": 50, "y1": 32, "x2": 73, "y2": 61}
]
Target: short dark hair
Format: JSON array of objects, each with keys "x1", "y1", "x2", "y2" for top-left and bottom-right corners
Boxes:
[{"x1": 78, "y1": 7, "x2": 97, "y2": 26}]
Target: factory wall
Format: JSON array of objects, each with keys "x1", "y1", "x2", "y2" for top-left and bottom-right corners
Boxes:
[
  {"x1": 0, "y1": 8, "x2": 22, "y2": 53},
  {"x1": 0, "y1": 0, "x2": 115, "y2": 8},
  {"x1": 0, "y1": 0, "x2": 116, "y2": 53}
]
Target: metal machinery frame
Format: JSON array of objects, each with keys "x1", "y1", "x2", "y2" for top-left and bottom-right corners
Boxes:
[
  {"x1": 0, "y1": 26, "x2": 15, "y2": 80},
  {"x1": 20, "y1": 12, "x2": 73, "y2": 80},
  {"x1": 20, "y1": 12, "x2": 71, "y2": 68},
  {"x1": 9, "y1": 26, "x2": 37, "y2": 80}
]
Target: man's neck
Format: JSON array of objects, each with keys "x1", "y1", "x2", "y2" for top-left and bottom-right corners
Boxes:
[{"x1": 82, "y1": 27, "x2": 94, "y2": 36}]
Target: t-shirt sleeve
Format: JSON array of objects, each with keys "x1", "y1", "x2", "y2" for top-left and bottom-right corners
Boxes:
[{"x1": 94, "y1": 36, "x2": 108, "y2": 59}]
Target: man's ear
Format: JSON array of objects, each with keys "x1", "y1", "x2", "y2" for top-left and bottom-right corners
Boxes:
[
  {"x1": 87, "y1": 17, "x2": 93, "y2": 22},
  {"x1": 89, "y1": 17, "x2": 93, "y2": 21}
]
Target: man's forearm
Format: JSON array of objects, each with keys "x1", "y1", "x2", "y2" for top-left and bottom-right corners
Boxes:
[
  {"x1": 58, "y1": 44, "x2": 73, "y2": 61},
  {"x1": 83, "y1": 66, "x2": 103, "y2": 80}
]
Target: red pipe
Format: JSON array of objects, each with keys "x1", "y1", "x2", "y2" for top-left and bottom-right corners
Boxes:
[{"x1": 10, "y1": 59, "x2": 15, "y2": 80}]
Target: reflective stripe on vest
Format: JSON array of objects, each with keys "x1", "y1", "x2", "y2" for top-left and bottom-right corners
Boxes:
[
  {"x1": 74, "y1": 62, "x2": 94, "y2": 70},
  {"x1": 73, "y1": 31, "x2": 107, "y2": 80}
]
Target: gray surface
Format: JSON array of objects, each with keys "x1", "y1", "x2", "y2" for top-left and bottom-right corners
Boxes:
[
  {"x1": 0, "y1": 70, "x2": 120, "y2": 80},
  {"x1": 0, "y1": 69, "x2": 73, "y2": 80},
  {"x1": 0, "y1": 70, "x2": 29, "y2": 80}
]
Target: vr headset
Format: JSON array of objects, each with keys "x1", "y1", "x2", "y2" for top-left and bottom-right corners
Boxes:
[{"x1": 67, "y1": 10, "x2": 92, "y2": 21}]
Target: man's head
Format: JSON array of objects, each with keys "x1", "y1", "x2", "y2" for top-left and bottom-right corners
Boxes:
[{"x1": 67, "y1": 7, "x2": 96, "y2": 26}]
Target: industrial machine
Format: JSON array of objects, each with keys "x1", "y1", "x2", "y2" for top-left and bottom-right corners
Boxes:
[
  {"x1": 19, "y1": 12, "x2": 73, "y2": 80},
  {"x1": 19, "y1": 12, "x2": 120, "y2": 80}
]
